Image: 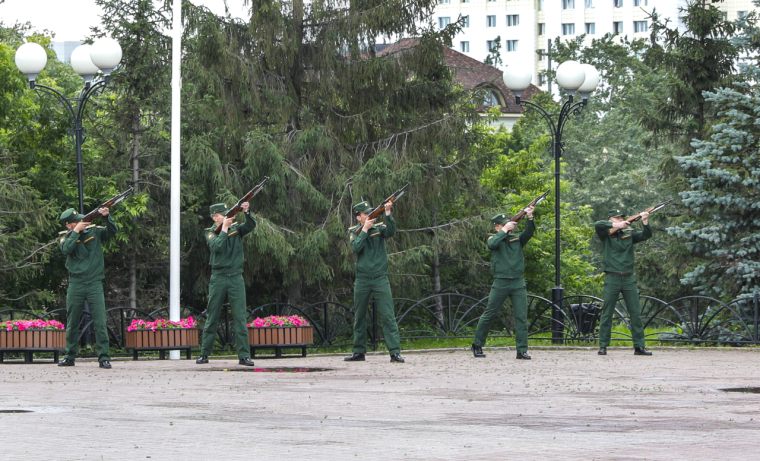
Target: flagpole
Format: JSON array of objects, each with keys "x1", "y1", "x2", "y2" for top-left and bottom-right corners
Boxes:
[{"x1": 169, "y1": 0, "x2": 182, "y2": 360}]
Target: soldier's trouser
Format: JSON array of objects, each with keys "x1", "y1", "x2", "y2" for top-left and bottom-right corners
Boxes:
[
  {"x1": 473, "y1": 278, "x2": 529, "y2": 353},
  {"x1": 201, "y1": 273, "x2": 250, "y2": 359},
  {"x1": 352, "y1": 276, "x2": 401, "y2": 355},
  {"x1": 599, "y1": 274, "x2": 646, "y2": 348},
  {"x1": 65, "y1": 280, "x2": 111, "y2": 362}
]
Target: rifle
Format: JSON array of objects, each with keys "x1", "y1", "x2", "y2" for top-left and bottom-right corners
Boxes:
[
  {"x1": 65, "y1": 186, "x2": 134, "y2": 236},
  {"x1": 609, "y1": 198, "x2": 673, "y2": 236},
  {"x1": 355, "y1": 182, "x2": 411, "y2": 234},
  {"x1": 214, "y1": 177, "x2": 269, "y2": 234},
  {"x1": 505, "y1": 189, "x2": 550, "y2": 234}
]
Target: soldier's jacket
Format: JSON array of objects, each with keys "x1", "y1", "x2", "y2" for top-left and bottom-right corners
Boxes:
[
  {"x1": 349, "y1": 215, "x2": 396, "y2": 279},
  {"x1": 205, "y1": 213, "x2": 256, "y2": 275},
  {"x1": 488, "y1": 219, "x2": 535, "y2": 279},
  {"x1": 594, "y1": 220, "x2": 652, "y2": 273},
  {"x1": 59, "y1": 214, "x2": 119, "y2": 282}
]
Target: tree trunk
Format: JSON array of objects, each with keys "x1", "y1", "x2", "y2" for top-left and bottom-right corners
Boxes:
[
  {"x1": 431, "y1": 208, "x2": 444, "y2": 326},
  {"x1": 129, "y1": 110, "x2": 140, "y2": 310}
]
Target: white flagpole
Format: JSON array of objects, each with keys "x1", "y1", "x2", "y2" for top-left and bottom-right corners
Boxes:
[{"x1": 169, "y1": 0, "x2": 182, "y2": 360}]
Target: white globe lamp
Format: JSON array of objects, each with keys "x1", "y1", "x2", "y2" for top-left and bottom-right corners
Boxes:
[
  {"x1": 578, "y1": 64, "x2": 600, "y2": 100},
  {"x1": 555, "y1": 60, "x2": 586, "y2": 95},
  {"x1": 14, "y1": 42, "x2": 48, "y2": 84},
  {"x1": 90, "y1": 38, "x2": 122, "y2": 78},
  {"x1": 70, "y1": 45, "x2": 100, "y2": 83}
]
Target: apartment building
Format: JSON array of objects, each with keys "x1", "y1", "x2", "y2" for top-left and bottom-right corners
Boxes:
[{"x1": 434, "y1": 0, "x2": 758, "y2": 90}]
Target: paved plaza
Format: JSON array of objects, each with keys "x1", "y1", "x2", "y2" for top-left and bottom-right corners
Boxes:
[{"x1": 1, "y1": 347, "x2": 758, "y2": 461}]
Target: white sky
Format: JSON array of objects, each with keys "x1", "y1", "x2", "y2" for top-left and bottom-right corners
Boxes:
[{"x1": 0, "y1": 0, "x2": 251, "y2": 41}]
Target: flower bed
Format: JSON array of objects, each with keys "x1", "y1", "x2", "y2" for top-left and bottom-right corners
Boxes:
[
  {"x1": 125, "y1": 318, "x2": 199, "y2": 360},
  {"x1": 0, "y1": 320, "x2": 66, "y2": 364},
  {"x1": 247, "y1": 316, "x2": 313, "y2": 357},
  {"x1": 126, "y1": 317, "x2": 196, "y2": 331}
]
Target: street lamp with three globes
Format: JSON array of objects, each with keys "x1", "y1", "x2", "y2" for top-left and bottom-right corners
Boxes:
[{"x1": 14, "y1": 39, "x2": 123, "y2": 214}]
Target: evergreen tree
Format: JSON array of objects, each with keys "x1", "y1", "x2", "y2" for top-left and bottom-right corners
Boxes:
[
  {"x1": 668, "y1": 8, "x2": 760, "y2": 297},
  {"x1": 178, "y1": 0, "x2": 485, "y2": 307}
]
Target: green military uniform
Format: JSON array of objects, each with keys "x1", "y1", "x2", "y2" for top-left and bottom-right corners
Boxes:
[
  {"x1": 594, "y1": 209, "x2": 653, "y2": 349},
  {"x1": 348, "y1": 201, "x2": 401, "y2": 356},
  {"x1": 58, "y1": 208, "x2": 119, "y2": 362},
  {"x1": 200, "y1": 204, "x2": 257, "y2": 359},
  {"x1": 473, "y1": 213, "x2": 535, "y2": 353}
]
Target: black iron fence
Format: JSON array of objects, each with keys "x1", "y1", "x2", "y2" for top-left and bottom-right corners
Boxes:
[{"x1": 1, "y1": 292, "x2": 758, "y2": 357}]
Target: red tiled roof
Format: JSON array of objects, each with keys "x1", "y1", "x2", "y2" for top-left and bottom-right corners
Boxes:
[{"x1": 377, "y1": 38, "x2": 541, "y2": 114}]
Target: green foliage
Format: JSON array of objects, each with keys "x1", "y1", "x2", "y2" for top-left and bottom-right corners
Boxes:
[
  {"x1": 480, "y1": 126, "x2": 600, "y2": 297},
  {"x1": 667, "y1": 8, "x2": 760, "y2": 297}
]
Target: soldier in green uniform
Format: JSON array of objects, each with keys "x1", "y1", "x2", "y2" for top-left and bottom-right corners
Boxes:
[
  {"x1": 196, "y1": 201, "x2": 257, "y2": 366},
  {"x1": 594, "y1": 209, "x2": 653, "y2": 356},
  {"x1": 471, "y1": 206, "x2": 535, "y2": 360},
  {"x1": 57, "y1": 207, "x2": 119, "y2": 368},
  {"x1": 344, "y1": 200, "x2": 405, "y2": 363}
]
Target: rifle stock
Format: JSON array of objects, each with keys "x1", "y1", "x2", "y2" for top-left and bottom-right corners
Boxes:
[
  {"x1": 65, "y1": 186, "x2": 134, "y2": 236},
  {"x1": 609, "y1": 199, "x2": 673, "y2": 236},
  {"x1": 214, "y1": 177, "x2": 269, "y2": 234},
  {"x1": 355, "y1": 182, "x2": 411, "y2": 234},
  {"x1": 505, "y1": 189, "x2": 550, "y2": 235}
]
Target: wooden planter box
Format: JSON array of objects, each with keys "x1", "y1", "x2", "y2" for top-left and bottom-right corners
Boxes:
[
  {"x1": 248, "y1": 326, "x2": 314, "y2": 358},
  {"x1": 125, "y1": 328, "x2": 199, "y2": 360},
  {"x1": 0, "y1": 329, "x2": 66, "y2": 364}
]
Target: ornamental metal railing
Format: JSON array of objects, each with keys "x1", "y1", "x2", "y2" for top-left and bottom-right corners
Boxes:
[{"x1": 0, "y1": 292, "x2": 758, "y2": 358}]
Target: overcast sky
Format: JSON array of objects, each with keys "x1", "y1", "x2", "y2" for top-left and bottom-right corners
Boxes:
[{"x1": 0, "y1": 0, "x2": 250, "y2": 41}]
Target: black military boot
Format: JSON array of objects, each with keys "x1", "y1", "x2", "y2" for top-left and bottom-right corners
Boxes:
[
  {"x1": 390, "y1": 354, "x2": 405, "y2": 363},
  {"x1": 239, "y1": 358, "x2": 255, "y2": 366},
  {"x1": 58, "y1": 358, "x2": 75, "y2": 367},
  {"x1": 634, "y1": 347, "x2": 652, "y2": 356},
  {"x1": 598, "y1": 347, "x2": 607, "y2": 355},
  {"x1": 471, "y1": 344, "x2": 486, "y2": 358},
  {"x1": 344, "y1": 353, "x2": 365, "y2": 362},
  {"x1": 516, "y1": 351, "x2": 531, "y2": 360},
  {"x1": 99, "y1": 360, "x2": 112, "y2": 369},
  {"x1": 195, "y1": 355, "x2": 209, "y2": 364}
]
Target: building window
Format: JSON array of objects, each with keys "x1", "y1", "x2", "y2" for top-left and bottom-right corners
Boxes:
[
  {"x1": 463, "y1": 16, "x2": 470, "y2": 28},
  {"x1": 507, "y1": 15, "x2": 520, "y2": 27},
  {"x1": 538, "y1": 23, "x2": 546, "y2": 35},
  {"x1": 487, "y1": 40, "x2": 497, "y2": 52},
  {"x1": 505, "y1": 40, "x2": 518, "y2": 52},
  {"x1": 633, "y1": 20, "x2": 647, "y2": 33},
  {"x1": 633, "y1": 0, "x2": 646, "y2": 5},
  {"x1": 484, "y1": 92, "x2": 500, "y2": 107},
  {"x1": 538, "y1": 0, "x2": 544, "y2": 11},
  {"x1": 487, "y1": 15, "x2": 496, "y2": 27},
  {"x1": 462, "y1": 0, "x2": 470, "y2": 2},
  {"x1": 585, "y1": 22, "x2": 596, "y2": 34},
  {"x1": 460, "y1": 41, "x2": 470, "y2": 53},
  {"x1": 439, "y1": 0, "x2": 450, "y2": 4},
  {"x1": 439, "y1": 17, "x2": 451, "y2": 29},
  {"x1": 538, "y1": 74, "x2": 546, "y2": 85},
  {"x1": 614, "y1": 0, "x2": 622, "y2": 7},
  {"x1": 562, "y1": 0, "x2": 575, "y2": 9},
  {"x1": 613, "y1": 21, "x2": 623, "y2": 34},
  {"x1": 562, "y1": 23, "x2": 576, "y2": 35},
  {"x1": 738, "y1": 11, "x2": 748, "y2": 19},
  {"x1": 538, "y1": 52, "x2": 546, "y2": 61},
  {"x1": 585, "y1": 0, "x2": 595, "y2": 7}
]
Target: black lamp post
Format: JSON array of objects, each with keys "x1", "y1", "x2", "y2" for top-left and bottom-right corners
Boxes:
[
  {"x1": 503, "y1": 61, "x2": 600, "y2": 340},
  {"x1": 15, "y1": 39, "x2": 122, "y2": 213}
]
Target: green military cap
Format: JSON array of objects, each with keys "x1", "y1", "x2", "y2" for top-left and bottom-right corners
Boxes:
[
  {"x1": 352, "y1": 201, "x2": 373, "y2": 215},
  {"x1": 490, "y1": 213, "x2": 510, "y2": 225},
  {"x1": 59, "y1": 208, "x2": 84, "y2": 226},
  {"x1": 209, "y1": 203, "x2": 227, "y2": 215},
  {"x1": 607, "y1": 209, "x2": 625, "y2": 218}
]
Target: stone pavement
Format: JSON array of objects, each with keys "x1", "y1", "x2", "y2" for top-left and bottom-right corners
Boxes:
[{"x1": 0, "y1": 348, "x2": 758, "y2": 461}]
